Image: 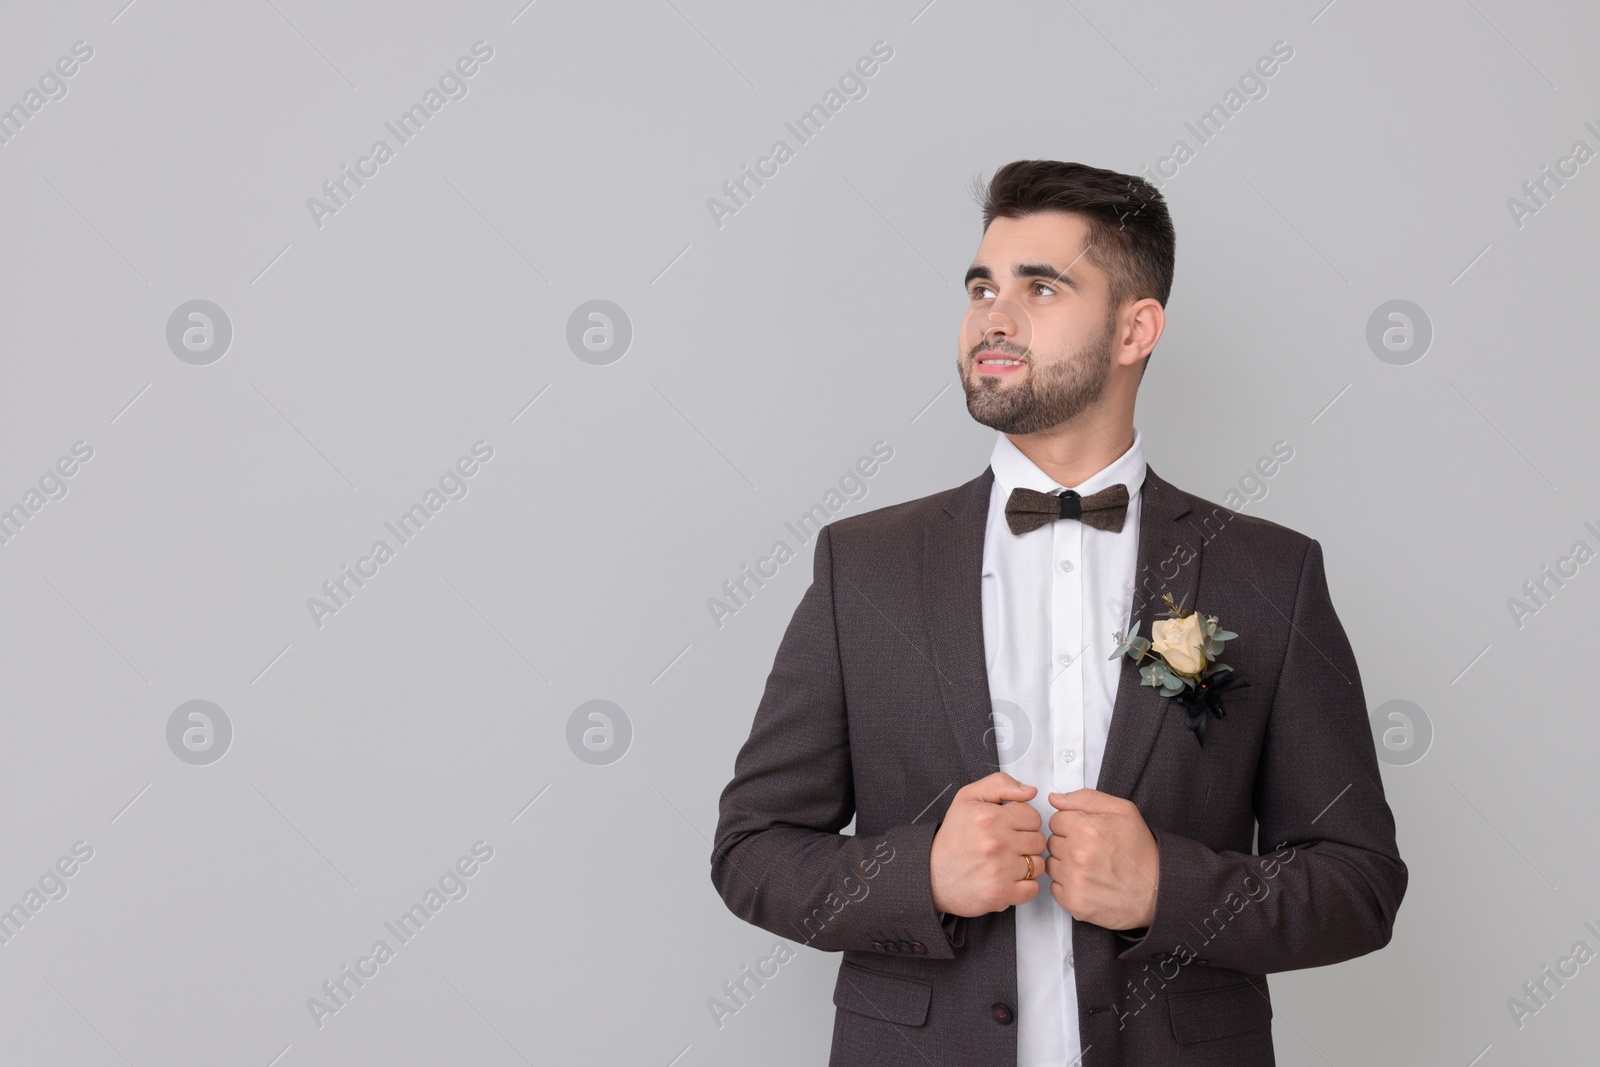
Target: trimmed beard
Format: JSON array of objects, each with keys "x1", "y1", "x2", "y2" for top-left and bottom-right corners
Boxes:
[{"x1": 960, "y1": 310, "x2": 1117, "y2": 435}]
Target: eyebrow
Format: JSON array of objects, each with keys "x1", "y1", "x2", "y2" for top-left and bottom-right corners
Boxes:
[{"x1": 964, "y1": 261, "x2": 1083, "y2": 293}]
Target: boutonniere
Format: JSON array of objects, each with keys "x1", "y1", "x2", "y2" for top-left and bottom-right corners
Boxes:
[{"x1": 1109, "y1": 593, "x2": 1251, "y2": 746}]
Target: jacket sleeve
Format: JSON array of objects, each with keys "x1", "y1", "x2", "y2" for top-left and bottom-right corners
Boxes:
[
  {"x1": 710, "y1": 524, "x2": 960, "y2": 958},
  {"x1": 1116, "y1": 538, "x2": 1408, "y2": 973}
]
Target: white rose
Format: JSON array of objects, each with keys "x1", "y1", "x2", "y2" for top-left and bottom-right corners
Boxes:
[{"x1": 1151, "y1": 613, "x2": 1207, "y2": 676}]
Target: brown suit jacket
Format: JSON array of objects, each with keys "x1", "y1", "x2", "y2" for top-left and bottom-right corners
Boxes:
[{"x1": 711, "y1": 464, "x2": 1406, "y2": 1065}]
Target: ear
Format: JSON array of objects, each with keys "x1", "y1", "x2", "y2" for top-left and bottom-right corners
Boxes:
[{"x1": 1116, "y1": 298, "x2": 1165, "y2": 369}]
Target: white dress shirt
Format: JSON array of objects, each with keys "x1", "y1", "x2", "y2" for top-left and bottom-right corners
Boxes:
[{"x1": 980, "y1": 428, "x2": 1146, "y2": 1067}]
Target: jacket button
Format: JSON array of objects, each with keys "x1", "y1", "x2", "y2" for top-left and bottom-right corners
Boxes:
[
  {"x1": 991, "y1": 1003, "x2": 1014, "y2": 1025},
  {"x1": 884, "y1": 941, "x2": 900, "y2": 954},
  {"x1": 911, "y1": 941, "x2": 926, "y2": 955},
  {"x1": 870, "y1": 941, "x2": 884, "y2": 952},
  {"x1": 897, "y1": 940, "x2": 915, "y2": 954}
]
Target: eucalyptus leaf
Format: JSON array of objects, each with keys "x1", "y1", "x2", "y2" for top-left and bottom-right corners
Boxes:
[{"x1": 1141, "y1": 664, "x2": 1169, "y2": 687}]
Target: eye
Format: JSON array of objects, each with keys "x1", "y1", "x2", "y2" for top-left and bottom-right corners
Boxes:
[{"x1": 967, "y1": 281, "x2": 1060, "y2": 300}]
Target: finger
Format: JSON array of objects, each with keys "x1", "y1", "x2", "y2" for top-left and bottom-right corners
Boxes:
[
  {"x1": 1048, "y1": 788, "x2": 1130, "y2": 815},
  {"x1": 1049, "y1": 878, "x2": 1077, "y2": 915},
  {"x1": 1047, "y1": 831, "x2": 1096, "y2": 863},
  {"x1": 1013, "y1": 850, "x2": 1047, "y2": 885},
  {"x1": 1010, "y1": 829, "x2": 1047, "y2": 857},
  {"x1": 961, "y1": 772, "x2": 1038, "y2": 805},
  {"x1": 1000, "y1": 802, "x2": 1043, "y2": 831},
  {"x1": 1049, "y1": 808, "x2": 1090, "y2": 837}
]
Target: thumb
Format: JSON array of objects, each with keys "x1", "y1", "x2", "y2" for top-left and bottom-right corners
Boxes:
[
  {"x1": 963, "y1": 771, "x2": 1038, "y2": 805},
  {"x1": 1048, "y1": 787, "x2": 1127, "y2": 814}
]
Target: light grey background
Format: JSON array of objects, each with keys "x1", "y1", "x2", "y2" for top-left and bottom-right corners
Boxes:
[{"x1": 0, "y1": 0, "x2": 1593, "y2": 1063}]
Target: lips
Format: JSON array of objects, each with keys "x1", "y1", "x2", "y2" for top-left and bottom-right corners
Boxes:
[{"x1": 975, "y1": 351, "x2": 1026, "y2": 374}]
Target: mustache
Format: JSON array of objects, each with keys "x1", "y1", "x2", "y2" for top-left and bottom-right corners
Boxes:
[{"x1": 969, "y1": 344, "x2": 1030, "y2": 361}]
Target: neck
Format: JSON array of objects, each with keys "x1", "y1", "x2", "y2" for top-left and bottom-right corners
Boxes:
[{"x1": 1006, "y1": 409, "x2": 1134, "y2": 489}]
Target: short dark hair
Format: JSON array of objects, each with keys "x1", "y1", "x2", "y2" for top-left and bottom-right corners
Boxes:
[{"x1": 972, "y1": 160, "x2": 1175, "y2": 311}]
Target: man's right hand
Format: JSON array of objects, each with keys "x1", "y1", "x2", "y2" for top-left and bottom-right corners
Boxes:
[{"x1": 929, "y1": 772, "x2": 1047, "y2": 917}]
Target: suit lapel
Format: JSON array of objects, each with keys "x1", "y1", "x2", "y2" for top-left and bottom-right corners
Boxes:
[
  {"x1": 1096, "y1": 464, "x2": 1202, "y2": 799},
  {"x1": 924, "y1": 467, "x2": 1001, "y2": 785}
]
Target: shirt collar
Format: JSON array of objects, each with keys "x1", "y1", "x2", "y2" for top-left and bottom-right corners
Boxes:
[{"x1": 988, "y1": 426, "x2": 1147, "y2": 501}]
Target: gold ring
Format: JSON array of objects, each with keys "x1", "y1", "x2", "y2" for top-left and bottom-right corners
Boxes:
[{"x1": 1023, "y1": 854, "x2": 1035, "y2": 880}]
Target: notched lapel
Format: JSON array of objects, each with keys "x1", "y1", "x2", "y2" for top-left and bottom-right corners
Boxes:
[
  {"x1": 1096, "y1": 466, "x2": 1205, "y2": 800},
  {"x1": 924, "y1": 468, "x2": 999, "y2": 786}
]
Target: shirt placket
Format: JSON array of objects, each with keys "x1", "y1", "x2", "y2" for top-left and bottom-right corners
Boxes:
[
  {"x1": 1049, "y1": 517, "x2": 1084, "y2": 797},
  {"x1": 1049, "y1": 510, "x2": 1086, "y2": 1049}
]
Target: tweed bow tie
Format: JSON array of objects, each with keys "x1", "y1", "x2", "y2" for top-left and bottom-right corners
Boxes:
[{"x1": 1005, "y1": 483, "x2": 1129, "y2": 535}]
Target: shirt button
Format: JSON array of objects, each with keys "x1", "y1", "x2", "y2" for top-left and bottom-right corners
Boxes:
[
  {"x1": 1060, "y1": 748, "x2": 1076, "y2": 763},
  {"x1": 1059, "y1": 559, "x2": 1074, "y2": 573},
  {"x1": 1059, "y1": 653, "x2": 1073, "y2": 667}
]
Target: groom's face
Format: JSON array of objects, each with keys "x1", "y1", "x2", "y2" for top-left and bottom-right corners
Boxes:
[{"x1": 957, "y1": 211, "x2": 1118, "y2": 435}]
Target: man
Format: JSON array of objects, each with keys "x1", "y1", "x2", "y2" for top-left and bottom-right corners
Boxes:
[{"x1": 710, "y1": 160, "x2": 1406, "y2": 1065}]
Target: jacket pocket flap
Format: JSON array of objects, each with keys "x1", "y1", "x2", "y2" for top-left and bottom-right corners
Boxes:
[
  {"x1": 1167, "y1": 977, "x2": 1272, "y2": 1044},
  {"x1": 833, "y1": 962, "x2": 933, "y2": 1026}
]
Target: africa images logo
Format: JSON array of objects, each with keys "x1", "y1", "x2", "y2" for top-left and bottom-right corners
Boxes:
[{"x1": 305, "y1": 41, "x2": 495, "y2": 230}]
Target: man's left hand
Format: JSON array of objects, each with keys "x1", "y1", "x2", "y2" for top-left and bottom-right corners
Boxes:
[{"x1": 1045, "y1": 789, "x2": 1160, "y2": 930}]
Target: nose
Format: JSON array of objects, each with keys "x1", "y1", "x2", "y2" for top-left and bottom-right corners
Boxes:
[{"x1": 967, "y1": 295, "x2": 1030, "y2": 351}]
